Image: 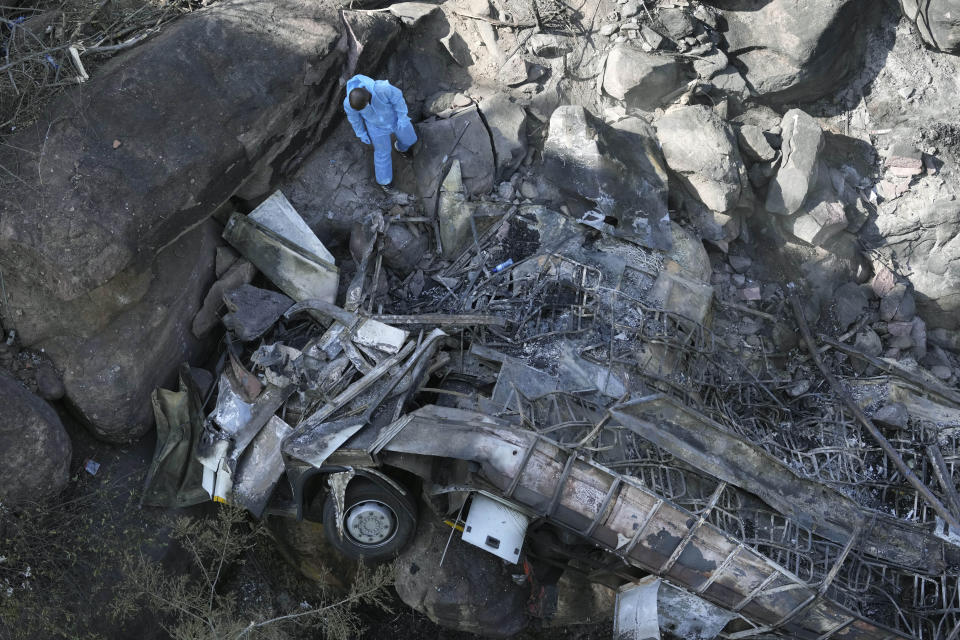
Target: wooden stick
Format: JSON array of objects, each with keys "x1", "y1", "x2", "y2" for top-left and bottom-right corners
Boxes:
[
  {"x1": 821, "y1": 336, "x2": 960, "y2": 407},
  {"x1": 790, "y1": 295, "x2": 960, "y2": 534}
]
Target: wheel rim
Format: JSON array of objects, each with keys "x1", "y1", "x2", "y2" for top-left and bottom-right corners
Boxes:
[{"x1": 344, "y1": 500, "x2": 398, "y2": 547}]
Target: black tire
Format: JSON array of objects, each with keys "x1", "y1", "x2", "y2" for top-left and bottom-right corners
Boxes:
[{"x1": 322, "y1": 478, "x2": 418, "y2": 562}]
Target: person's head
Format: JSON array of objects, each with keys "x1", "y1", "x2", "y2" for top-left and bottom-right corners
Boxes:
[{"x1": 349, "y1": 87, "x2": 371, "y2": 110}]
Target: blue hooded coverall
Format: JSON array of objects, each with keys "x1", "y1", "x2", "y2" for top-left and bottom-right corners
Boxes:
[{"x1": 343, "y1": 75, "x2": 418, "y2": 186}]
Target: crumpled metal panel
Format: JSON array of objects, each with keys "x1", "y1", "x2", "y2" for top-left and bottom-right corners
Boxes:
[{"x1": 380, "y1": 405, "x2": 914, "y2": 640}]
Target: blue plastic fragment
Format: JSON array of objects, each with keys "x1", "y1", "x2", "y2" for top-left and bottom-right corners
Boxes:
[{"x1": 492, "y1": 258, "x2": 514, "y2": 273}]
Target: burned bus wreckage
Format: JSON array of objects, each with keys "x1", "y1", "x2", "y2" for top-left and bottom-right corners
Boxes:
[{"x1": 143, "y1": 189, "x2": 960, "y2": 640}]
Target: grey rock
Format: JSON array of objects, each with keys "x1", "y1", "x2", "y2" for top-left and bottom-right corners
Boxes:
[
  {"x1": 602, "y1": 46, "x2": 688, "y2": 110},
  {"x1": 496, "y1": 181, "x2": 515, "y2": 200},
  {"x1": 395, "y1": 516, "x2": 528, "y2": 637},
  {"x1": 383, "y1": 223, "x2": 429, "y2": 276},
  {"x1": 222, "y1": 284, "x2": 294, "y2": 342},
  {"x1": 640, "y1": 24, "x2": 666, "y2": 49},
  {"x1": 600, "y1": 22, "x2": 619, "y2": 36},
  {"x1": 885, "y1": 141, "x2": 924, "y2": 178},
  {"x1": 192, "y1": 258, "x2": 257, "y2": 339},
  {"x1": 931, "y1": 365, "x2": 954, "y2": 380},
  {"x1": 784, "y1": 197, "x2": 847, "y2": 246},
  {"x1": 929, "y1": 327, "x2": 960, "y2": 352},
  {"x1": 709, "y1": 0, "x2": 869, "y2": 103},
  {"x1": 542, "y1": 107, "x2": 673, "y2": 249},
  {"x1": 693, "y1": 48, "x2": 730, "y2": 81},
  {"x1": 527, "y1": 33, "x2": 573, "y2": 57},
  {"x1": 911, "y1": 315, "x2": 928, "y2": 360},
  {"x1": 622, "y1": 0, "x2": 640, "y2": 18},
  {"x1": 709, "y1": 65, "x2": 752, "y2": 101},
  {"x1": 766, "y1": 109, "x2": 823, "y2": 215},
  {"x1": 748, "y1": 161, "x2": 777, "y2": 188},
  {"x1": 413, "y1": 106, "x2": 496, "y2": 216},
  {"x1": 733, "y1": 105, "x2": 783, "y2": 134},
  {"x1": 889, "y1": 334, "x2": 914, "y2": 350},
  {"x1": 854, "y1": 328, "x2": 883, "y2": 357},
  {"x1": 0, "y1": 371, "x2": 71, "y2": 505},
  {"x1": 864, "y1": 199, "x2": 960, "y2": 329},
  {"x1": 737, "y1": 124, "x2": 778, "y2": 162},
  {"x1": 873, "y1": 403, "x2": 909, "y2": 430},
  {"x1": 477, "y1": 94, "x2": 528, "y2": 181},
  {"x1": 439, "y1": 31, "x2": 473, "y2": 67},
  {"x1": 879, "y1": 284, "x2": 916, "y2": 323},
  {"x1": 729, "y1": 255, "x2": 752, "y2": 273},
  {"x1": 0, "y1": 2, "x2": 399, "y2": 439},
  {"x1": 655, "y1": 105, "x2": 744, "y2": 213},
  {"x1": 682, "y1": 199, "x2": 742, "y2": 247},
  {"x1": 833, "y1": 282, "x2": 867, "y2": 331},
  {"x1": 35, "y1": 360, "x2": 66, "y2": 401},
  {"x1": 900, "y1": 0, "x2": 960, "y2": 53},
  {"x1": 388, "y1": 2, "x2": 440, "y2": 26},
  {"x1": 658, "y1": 7, "x2": 697, "y2": 39},
  {"x1": 519, "y1": 180, "x2": 539, "y2": 199},
  {"x1": 424, "y1": 91, "x2": 472, "y2": 115},
  {"x1": 61, "y1": 220, "x2": 221, "y2": 442},
  {"x1": 496, "y1": 54, "x2": 530, "y2": 86}
]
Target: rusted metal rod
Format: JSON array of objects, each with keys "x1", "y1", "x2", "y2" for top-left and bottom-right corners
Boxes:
[{"x1": 789, "y1": 295, "x2": 960, "y2": 534}]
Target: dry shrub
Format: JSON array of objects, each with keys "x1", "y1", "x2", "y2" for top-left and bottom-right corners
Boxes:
[{"x1": 0, "y1": 0, "x2": 207, "y2": 136}]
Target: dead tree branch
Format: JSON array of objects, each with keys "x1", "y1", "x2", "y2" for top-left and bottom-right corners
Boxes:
[{"x1": 790, "y1": 295, "x2": 960, "y2": 534}]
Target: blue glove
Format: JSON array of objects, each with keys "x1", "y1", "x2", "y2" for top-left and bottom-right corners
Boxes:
[{"x1": 359, "y1": 133, "x2": 371, "y2": 145}]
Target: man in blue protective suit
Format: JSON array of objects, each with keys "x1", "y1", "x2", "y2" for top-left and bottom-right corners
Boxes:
[{"x1": 343, "y1": 74, "x2": 418, "y2": 189}]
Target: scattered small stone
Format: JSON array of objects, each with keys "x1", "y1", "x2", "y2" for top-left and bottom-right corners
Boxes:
[
  {"x1": 740, "y1": 286, "x2": 761, "y2": 301},
  {"x1": 879, "y1": 283, "x2": 916, "y2": 323},
  {"x1": 728, "y1": 255, "x2": 752, "y2": 274},
  {"x1": 640, "y1": 25, "x2": 665, "y2": 49},
  {"x1": 497, "y1": 181, "x2": 515, "y2": 200},
  {"x1": 885, "y1": 141, "x2": 923, "y2": 178},
  {"x1": 787, "y1": 379, "x2": 811, "y2": 397},
  {"x1": 854, "y1": 328, "x2": 883, "y2": 357},
  {"x1": 887, "y1": 321, "x2": 913, "y2": 337},
  {"x1": 889, "y1": 335, "x2": 914, "y2": 350},
  {"x1": 833, "y1": 282, "x2": 867, "y2": 331},
  {"x1": 931, "y1": 365, "x2": 953, "y2": 380},
  {"x1": 519, "y1": 180, "x2": 538, "y2": 199},
  {"x1": 871, "y1": 266, "x2": 896, "y2": 298},
  {"x1": 732, "y1": 273, "x2": 746, "y2": 286},
  {"x1": 600, "y1": 23, "x2": 619, "y2": 36},
  {"x1": 873, "y1": 403, "x2": 908, "y2": 430}
]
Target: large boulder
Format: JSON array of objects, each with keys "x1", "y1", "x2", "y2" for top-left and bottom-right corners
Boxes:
[
  {"x1": 765, "y1": 109, "x2": 824, "y2": 215},
  {"x1": 705, "y1": 0, "x2": 869, "y2": 103},
  {"x1": 60, "y1": 220, "x2": 222, "y2": 441},
  {"x1": 862, "y1": 199, "x2": 960, "y2": 330},
  {"x1": 900, "y1": 0, "x2": 960, "y2": 53},
  {"x1": 602, "y1": 46, "x2": 689, "y2": 111},
  {"x1": 0, "y1": 371, "x2": 72, "y2": 505},
  {"x1": 477, "y1": 94, "x2": 528, "y2": 181},
  {"x1": 542, "y1": 106, "x2": 673, "y2": 250},
  {"x1": 0, "y1": 1, "x2": 400, "y2": 441},
  {"x1": 654, "y1": 105, "x2": 744, "y2": 214},
  {"x1": 413, "y1": 105, "x2": 496, "y2": 216}
]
